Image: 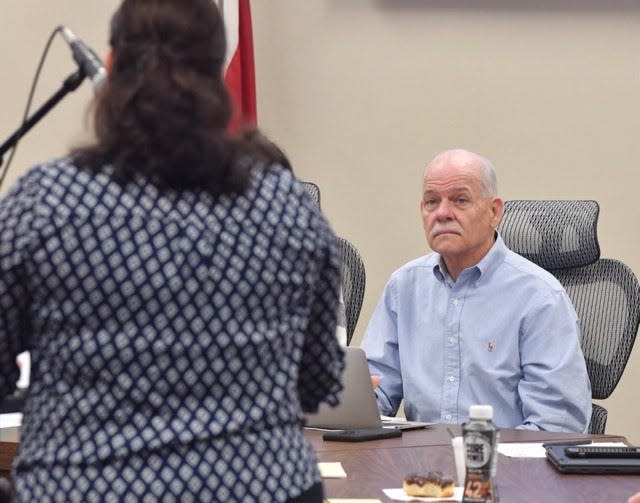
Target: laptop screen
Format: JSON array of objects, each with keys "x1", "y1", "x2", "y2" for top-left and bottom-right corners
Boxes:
[{"x1": 304, "y1": 347, "x2": 382, "y2": 430}]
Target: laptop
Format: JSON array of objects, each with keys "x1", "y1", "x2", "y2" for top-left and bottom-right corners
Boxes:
[
  {"x1": 545, "y1": 444, "x2": 640, "y2": 474},
  {"x1": 304, "y1": 346, "x2": 432, "y2": 431}
]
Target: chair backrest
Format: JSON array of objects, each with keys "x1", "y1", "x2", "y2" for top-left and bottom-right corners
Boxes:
[
  {"x1": 302, "y1": 181, "x2": 321, "y2": 207},
  {"x1": 339, "y1": 237, "x2": 366, "y2": 345},
  {"x1": 499, "y1": 200, "x2": 600, "y2": 270},
  {"x1": 300, "y1": 180, "x2": 366, "y2": 345},
  {"x1": 498, "y1": 200, "x2": 640, "y2": 433}
]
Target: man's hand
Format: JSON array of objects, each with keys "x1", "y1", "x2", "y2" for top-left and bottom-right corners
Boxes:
[{"x1": 371, "y1": 375, "x2": 381, "y2": 389}]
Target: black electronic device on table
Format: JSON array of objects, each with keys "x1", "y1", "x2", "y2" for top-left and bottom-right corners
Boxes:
[
  {"x1": 545, "y1": 444, "x2": 640, "y2": 474},
  {"x1": 564, "y1": 446, "x2": 640, "y2": 459}
]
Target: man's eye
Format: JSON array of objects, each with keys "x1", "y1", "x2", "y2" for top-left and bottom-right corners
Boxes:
[
  {"x1": 424, "y1": 199, "x2": 438, "y2": 207},
  {"x1": 457, "y1": 198, "x2": 468, "y2": 205}
]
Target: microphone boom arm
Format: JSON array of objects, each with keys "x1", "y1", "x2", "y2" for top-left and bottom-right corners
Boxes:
[{"x1": 0, "y1": 69, "x2": 86, "y2": 168}]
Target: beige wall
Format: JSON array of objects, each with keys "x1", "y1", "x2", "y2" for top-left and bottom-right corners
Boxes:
[
  {"x1": 2, "y1": 1, "x2": 639, "y2": 442},
  {"x1": 251, "y1": 0, "x2": 640, "y2": 442}
]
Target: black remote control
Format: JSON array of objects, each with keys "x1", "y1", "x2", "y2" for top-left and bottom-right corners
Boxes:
[{"x1": 564, "y1": 446, "x2": 640, "y2": 458}]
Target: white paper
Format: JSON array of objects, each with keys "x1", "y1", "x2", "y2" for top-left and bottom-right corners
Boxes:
[
  {"x1": 497, "y1": 442, "x2": 547, "y2": 458},
  {"x1": 0, "y1": 412, "x2": 23, "y2": 429},
  {"x1": 382, "y1": 487, "x2": 463, "y2": 502},
  {"x1": 318, "y1": 462, "x2": 347, "y2": 478},
  {"x1": 498, "y1": 441, "x2": 628, "y2": 458},
  {"x1": 0, "y1": 413, "x2": 22, "y2": 442}
]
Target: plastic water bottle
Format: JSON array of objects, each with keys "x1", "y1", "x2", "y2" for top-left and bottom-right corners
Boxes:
[{"x1": 462, "y1": 405, "x2": 500, "y2": 503}]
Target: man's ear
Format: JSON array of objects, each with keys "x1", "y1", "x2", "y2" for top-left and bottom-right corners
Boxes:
[{"x1": 490, "y1": 197, "x2": 504, "y2": 228}]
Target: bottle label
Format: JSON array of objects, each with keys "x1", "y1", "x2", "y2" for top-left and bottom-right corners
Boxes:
[
  {"x1": 464, "y1": 432, "x2": 492, "y2": 469},
  {"x1": 463, "y1": 472, "x2": 496, "y2": 502},
  {"x1": 462, "y1": 430, "x2": 499, "y2": 503}
]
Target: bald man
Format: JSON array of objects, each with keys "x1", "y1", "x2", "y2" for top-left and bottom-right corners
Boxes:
[{"x1": 361, "y1": 149, "x2": 592, "y2": 432}]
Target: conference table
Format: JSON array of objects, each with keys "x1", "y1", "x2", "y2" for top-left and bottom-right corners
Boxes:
[
  {"x1": 306, "y1": 424, "x2": 640, "y2": 502},
  {"x1": 2, "y1": 422, "x2": 640, "y2": 501},
  {"x1": 0, "y1": 423, "x2": 18, "y2": 482}
]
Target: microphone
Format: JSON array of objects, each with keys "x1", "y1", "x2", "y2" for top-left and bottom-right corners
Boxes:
[{"x1": 60, "y1": 26, "x2": 107, "y2": 92}]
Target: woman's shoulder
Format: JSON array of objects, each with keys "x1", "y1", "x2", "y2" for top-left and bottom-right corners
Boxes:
[
  {"x1": 248, "y1": 163, "x2": 319, "y2": 212},
  {"x1": 2, "y1": 157, "x2": 79, "y2": 203},
  {"x1": 20, "y1": 156, "x2": 107, "y2": 192},
  {"x1": 8, "y1": 157, "x2": 119, "y2": 222},
  {"x1": 247, "y1": 163, "x2": 337, "y2": 243}
]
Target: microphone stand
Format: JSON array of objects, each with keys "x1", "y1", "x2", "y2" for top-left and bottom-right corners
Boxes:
[
  {"x1": 0, "y1": 69, "x2": 87, "y2": 414},
  {"x1": 0, "y1": 69, "x2": 86, "y2": 168}
]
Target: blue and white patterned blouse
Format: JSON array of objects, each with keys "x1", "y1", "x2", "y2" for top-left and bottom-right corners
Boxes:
[{"x1": 0, "y1": 158, "x2": 345, "y2": 502}]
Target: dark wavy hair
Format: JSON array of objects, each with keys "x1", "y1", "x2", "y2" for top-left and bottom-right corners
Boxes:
[{"x1": 72, "y1": 0, "x2": 289, "y2": 194}]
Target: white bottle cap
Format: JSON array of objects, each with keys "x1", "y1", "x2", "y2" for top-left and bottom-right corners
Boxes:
[{"x1": 469, "y1": 404, "x2": 493, "y2": 420}]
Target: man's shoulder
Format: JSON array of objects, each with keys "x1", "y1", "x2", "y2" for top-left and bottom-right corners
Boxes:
[{"x1": 500, "y1": 248, "x2": 565, "y2": 292}]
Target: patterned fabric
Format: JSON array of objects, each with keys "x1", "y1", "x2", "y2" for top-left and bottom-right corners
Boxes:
[{"x1": 0, "y1": 158, "x2": 345, "y2": 502}]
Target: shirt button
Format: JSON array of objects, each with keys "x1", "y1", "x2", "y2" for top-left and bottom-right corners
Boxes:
[
  {"x1": 449, "y1": 337, "x2": 456, "y2": 344},
  {"x1": 452, "y1": 299, "x2": 459, "y2": 306},
  {"x1": 448, "y1": 376, "x2": 455, "y2": 382},
  {"x1": 445, "y1": 414, "x2": 452, "y2": 421}
]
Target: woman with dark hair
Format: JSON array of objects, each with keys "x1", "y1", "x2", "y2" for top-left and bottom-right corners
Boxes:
[{"x1": 0, "y1": 1, "x2": 344, "y2": 501}]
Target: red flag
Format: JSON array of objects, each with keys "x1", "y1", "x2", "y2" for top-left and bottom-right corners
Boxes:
[{"x1": 221, "y1": 0, "x2": 257, "y2": 133}]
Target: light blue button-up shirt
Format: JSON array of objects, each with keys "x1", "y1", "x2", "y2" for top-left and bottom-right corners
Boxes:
[{"x1": 361, "y1": 235, "x2": 592, "y2": 432}]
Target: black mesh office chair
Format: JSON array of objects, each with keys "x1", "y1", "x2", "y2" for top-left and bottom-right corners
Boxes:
[
  {"x1": 338, "y1": 237, "x2": 366, "y2": 345},
  {"x1": 498, "y1": 200, "x2": 640, "y2": 434},
  {"x1": 302, "y1": 181, "x2": 321, "y2": 207},
  {"x1": 301, "y1": 181, "x2": 366, "y2": 345}
]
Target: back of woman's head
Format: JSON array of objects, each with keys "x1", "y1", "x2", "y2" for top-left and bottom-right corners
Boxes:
[{"x1": 75, "y1": 0, "x2": 287, "y2": 194}]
